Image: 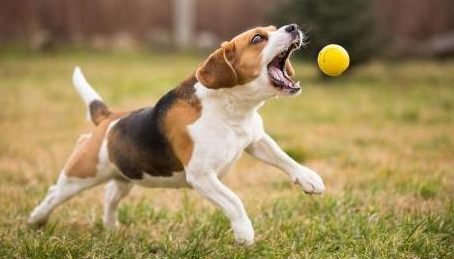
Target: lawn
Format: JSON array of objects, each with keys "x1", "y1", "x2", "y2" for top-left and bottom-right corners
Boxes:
[{"x1": 0, "y1": 49, "x2": 453, "y2": 258}]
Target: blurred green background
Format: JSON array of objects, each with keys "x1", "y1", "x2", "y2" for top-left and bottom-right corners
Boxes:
[{"x1": 1, "y1": 0, "x2": 454, "y2": 60}]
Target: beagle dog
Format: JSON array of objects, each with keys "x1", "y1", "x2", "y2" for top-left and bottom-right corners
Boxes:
[{"x1": 28, "y1": 24, "x2": 325, "y2": 245}]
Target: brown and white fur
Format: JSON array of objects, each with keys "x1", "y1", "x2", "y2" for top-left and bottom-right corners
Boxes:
[{"x1": 28, "y1": 24, "x2": 325, "y2": 245}]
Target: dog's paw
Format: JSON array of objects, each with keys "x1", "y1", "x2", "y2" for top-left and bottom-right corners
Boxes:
[
  {"x1": 232, "y1": 218, "x2": 255, "y2": 246},
  {"x1": 28, "y1": 212, "x2": 48, "y2": 228},
  {"x1": 293, "y1": 167, "x2": 325, "y2": 195},
  {"x1": 103, "y1": 219, "x2": 120, "y2": 229}
]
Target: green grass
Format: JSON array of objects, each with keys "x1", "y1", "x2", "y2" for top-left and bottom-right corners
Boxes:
[{"x1": 0, "y1": 49, "x2": 453, "y2": 258}]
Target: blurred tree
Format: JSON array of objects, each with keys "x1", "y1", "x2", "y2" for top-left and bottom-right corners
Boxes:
[
  {"x1": 174, "y1": 0, "x2": 195, "y2": 49},
  {"x1": 270, "y1": 0, "x2": 377, "y2": 65}
]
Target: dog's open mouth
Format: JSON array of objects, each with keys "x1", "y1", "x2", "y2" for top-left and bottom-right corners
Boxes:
[{"x1": 267, "y1": 40, "x2": 301, "y2": 94}]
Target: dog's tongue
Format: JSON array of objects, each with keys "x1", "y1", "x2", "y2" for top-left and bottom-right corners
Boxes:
[{"x1": 269, "y1": 66, "x2": 292, "y2": 87}]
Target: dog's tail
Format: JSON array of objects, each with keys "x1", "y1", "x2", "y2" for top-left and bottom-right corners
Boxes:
[{"x1": 72, "y1": 67, "x2": 111, "y2": 125}]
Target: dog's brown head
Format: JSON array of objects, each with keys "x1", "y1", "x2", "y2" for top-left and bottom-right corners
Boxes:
[{"x1": 196, "y1": 24, "x2": 304, "y2": 96}]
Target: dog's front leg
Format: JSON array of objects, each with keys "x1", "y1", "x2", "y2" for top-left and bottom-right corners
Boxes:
[
  {"x1": 246, "y1": 133, "x2": 325, "y2": 194},
  {"x1": 186, "y1": 171, "x2": 254, "y2": 245}
]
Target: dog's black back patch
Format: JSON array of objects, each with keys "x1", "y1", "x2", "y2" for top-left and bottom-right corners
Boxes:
[{"x1": 108, "y1": 76, "x2": 198, "y2": 179}]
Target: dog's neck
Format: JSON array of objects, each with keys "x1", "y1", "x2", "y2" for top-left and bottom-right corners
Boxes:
[{"x1": 194, "y1": 82, "x2": 267, "y2": 123}]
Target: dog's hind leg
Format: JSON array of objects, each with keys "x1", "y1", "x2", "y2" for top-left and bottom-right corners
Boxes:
[
  {"x1": 28, "y1": 171, "x2": 111, "y2": 227},
  {"x1": 29, "y1": 124, "x2": 116, "y2": 227},
  {"x1": 103, "y1": 178, "x2": 132, "y2": 228}
]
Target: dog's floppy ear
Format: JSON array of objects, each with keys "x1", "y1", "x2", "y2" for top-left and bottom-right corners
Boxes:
[
  {"x1": 196, "y1": 42, "x2": 238, "y2": 89},
  {"x1": 285, "y1": 59, "x2": 295, "y2": 77}
]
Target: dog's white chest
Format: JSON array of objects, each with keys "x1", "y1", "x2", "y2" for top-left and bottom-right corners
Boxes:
[{"x1": 188, "y1": 105, "x2": 263, "y2": 176}]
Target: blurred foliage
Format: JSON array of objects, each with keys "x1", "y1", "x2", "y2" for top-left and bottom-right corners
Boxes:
[{"x1": 270, "y1": 0, "x2": 378, "y2": 65}]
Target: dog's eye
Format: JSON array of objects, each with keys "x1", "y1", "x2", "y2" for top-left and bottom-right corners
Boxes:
[{"x1": 251, "y1": 34, "x2": 264, "y2": 44}]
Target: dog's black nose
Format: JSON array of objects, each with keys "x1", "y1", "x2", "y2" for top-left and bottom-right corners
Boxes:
[{"x1": 285, "y1": 24, "x2": 298, "y2": 33}]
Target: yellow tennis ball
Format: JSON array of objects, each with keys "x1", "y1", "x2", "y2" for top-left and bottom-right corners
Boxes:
[{"x1": 317, "y1": 44, "x2": 350, "y2": 76}]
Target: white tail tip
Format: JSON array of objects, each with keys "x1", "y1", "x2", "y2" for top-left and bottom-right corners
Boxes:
[{"x1": 72, "y1": 66, "x2": 103, "y2": 106}]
